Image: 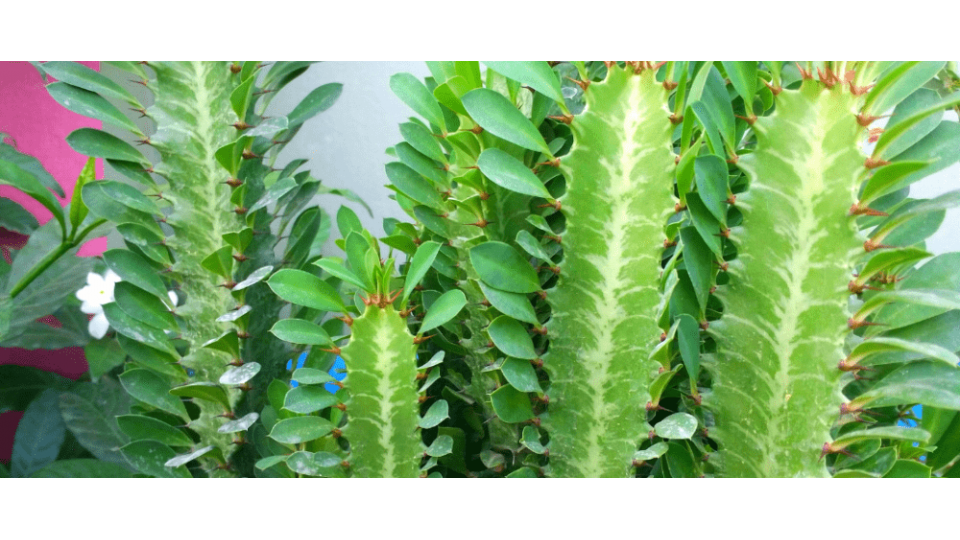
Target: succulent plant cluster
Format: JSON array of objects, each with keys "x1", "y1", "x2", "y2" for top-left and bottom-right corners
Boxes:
[{"x1": 2, "y1": 61, "x2": 959, "y2": 478}]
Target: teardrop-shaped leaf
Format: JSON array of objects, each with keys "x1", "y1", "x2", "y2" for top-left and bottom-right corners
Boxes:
[
  {"x1": 66, "y1": 128, "x2": 148, "y2": 165},
  {"x1": 676, "y1": 314, "x2": 701, "y2": 380},
  {"x1": 102, "y1": 249, "x2": 167, "y2": 299},
  {"x1": 860, "y1": 161, "x2": 930, "y2": 206},
  {"x1": 476, "y1": 147, "x2": 552, "y2": 198},
  {"x1": 0, "y1": 159, "x2": 64, "y2": 231},
  {"x1": 47, "y1": 82, "x2": 140, "y2": 133},
  {"x1": 399, "y1": 122, "x2": 446, "y2": 163},
  {"x1": 103, "y1": 303, "x2": 177, "y2": 356},
  {"x1": 219, "y1": 362, "x2": 262, "y2": 385},
  {"x1": 478, "y1": 282, "x2": 538, "y2": 325},
  {"x1": 287, "y1": 83, "x2": 343, "y2": 128},
  {"x1": 500, "y1": 358, "x2": 542, "y2": 393},
  {"x1": 268, "y1": 269, "x2": 346, "y2": 312},
  {"x1": 425, "y1": 434, "x2": 454, "y2": 457},
  {"x1": 487, "y1": 316, "x2": 538, "y2": 360},
  {"x1": 654, "y1": 412, "x2": 699, "y2": 440},
  {"x1": 720, "y1": 61, "x2": 757, "y2": 106},
  {"x1": 69, "y1": 157, "x2": 95, "y2": 233},
  {"x1": 633, "y1": 442, "x2": 669, "y2": 462},
  {"x1": 269, "y1": 416, "x2": 334, "y2": 445},
  {"x1": 202, "y1": 331, "x2": 239, "y2": 357},
  {"x1": 270, "y1": 318, "x2": 333, "y2": 346},
  {"x1": 490, "y1": 385, "x2": 534, "y2": 423},
  {"x1": 11, "y1": 389, "x2": 66, "y2": 478},
  {"x1": 116, "y1": 414, "x2": 193, "y2": 447},
  {"x1": 520, "y1": 425, "x2": 547, "y2": 454},
  {"x1": 693, "y1": 155, "x2": 728, "y2": 222},
  {"x1": 31, "y1": 459, "x2": 135, "y2": 478},
  {"x1": 832, "y1": 426, "x2": 931, "y2": 448},
  {"x1": 461, "y1": 88, "x2": 551, "y2": 155},
  {"x1": 419, "y1": 400, "x2": 450, "y2": 429},
  {"x1": 283, "y1": 385, "x2": 338, "y2": 414},
  {"x1": 484, "y1": 61, "x2": 566, "y2": 107},
  {"x1": 385, "y1": 162, "x2": 443, "y2": 208},
  {"x1": 169, "y1": 382, "x2": 230, "y2": 410},
  {"x1": 470, "y1": 242, "x2": 540, "y2": 293},
  {"x1": 40, "y1": 61, "x2": 139, "y2": 105},
  {"x1": 420, "y1": 289, "x2": 466, "y2": 333},
  {"x1": 854, "y1": 361, "x2": 960, "y2": 410},
  {"x1": 390, "y1": 73, "x2": 445, "y2": 128},
  {"x1": 851, "y1": 337, "x2": 958, "y2": 367},
  {"x1": 403, "y1": 241, "x2": 441, "y2": 304},
  {"x1": 232, "y1": 265, "x2": 274, "y2": 292},
  {"x1": 120, "y1": 440, "x2": 190, "y2": 478},
  {"x1": 119, "y1": 369, "x2": 188, "y2": 419},
  {"x1": 314, "y1": 258, "x2": 367, "y2": 290},
  {"x1": 164, "y1": 445, "x2": 215, "y2": 468},
  {"x1": 113, "y1": 282, "x2": 176, "y2": 331},
  {"x1": 291, "y1": 368, "x2": 337, "y2": 385}
]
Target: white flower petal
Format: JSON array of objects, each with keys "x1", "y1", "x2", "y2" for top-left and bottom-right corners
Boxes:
[
  {"x1": 88, "y1": 313, "x2": 110, "y2": 339},
  {"x1": 167, "y1": 290, "x2": 178, "y2": 308},
  {"x1": 76, "y1": 285, "x2": 96, "y2": 302},
  {"x1": 105, "y1": 269, "x2": 122, "y2": 283},
  {"x1": 80, "y1": 300, "x2": 103, "y2": 315}
]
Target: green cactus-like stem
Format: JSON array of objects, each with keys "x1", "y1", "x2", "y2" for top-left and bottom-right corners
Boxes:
[
  {"x1": 544, "y1": 66, "x2": 675, "y2": 477},
  {"x1": 149, "y1": 61, "x2": 241, "y2": 456},
  {"x1": 706, "y1": 81, "x2": 863, "y2": 477},
  {"x1": 341, "y1": 304, "x2": 421, "y2": 477}
]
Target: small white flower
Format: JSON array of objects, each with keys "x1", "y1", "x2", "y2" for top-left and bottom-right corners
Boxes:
[
  {"x1": 76, "y1": 270, "x2": 122, "y2": 339},
  {"x1": 165, "y1": 290, "x2": 178, "y2": 310}
]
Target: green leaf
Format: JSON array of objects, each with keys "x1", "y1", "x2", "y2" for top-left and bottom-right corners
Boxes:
[
  {"x1": 470, "y1": 242, "x2": 540, "y2": 293},
  {"x1": 255, "y1": 455, "x2": 289, "y2": 471},
  {"x1": 314, "y1": 258, "x2": 366, "y2": 290},
  {"x1": 633, "y1": 442, "x2": 669, "y2": 462},
  {"x1": 851, "y1": 337, "x2": 958, "y2": 367},
  {"x1": 720, "y1": 61, "x2": 757, "y2": 106},
  {"x1": 484, "y1": 61, "x2": 566, "y2": 108},
  {"x1": 854, "y1": 362, "x2": 960, "y2": 410},
  {"x1": 521, "y1": 425, "x2": 547, "y2": 454},
  {"x1": 679, "y1": 227, "x2": 712, "y2": 312},
  {"x1": 11, "y1": 389, "x2": 66, "y2": 477},
  {"x1": 66, "y1": 128, "x2": 148, "y2": 165},
  {"x1": 693, "y1": 155, "x2": 728, "y2": 223},
  {"x1": 232, "y1": 265, "x2": 274, "y2": 292},
  {"x1": 69, "y1": 157, "x2": 95, "y2": 233},
  {"x1": 269, "y1": 416, "x2": 334, "y2": 444},
  {"x1": 169, "y1": 382, "x2": 231, "y2": 410},
  {"x1": 219, "y1": 362, "x2": 262, "y2": 385},
  {"x1": 58, "y1": 378, "x2": 132, "y2": 466},
  {"x1": 476, "y1": 148, "x2": 551, "y2": 198},
  {"x1": 654, "y1": 412, "x2": 699, "y2": 440},
  {"x1": 102, "y1": 249, "x2": 168, "y2": 299},
  {"x1": 120, "y1": 440, "x2": 191, "y2": 477},
  {"x1": 336, "y1": 205, "x2": 363, "y2": 238},
  {"x1": 116, "y1": 414, "x2": 193, "y2": 447},
  {"x1": 47, "y1": 82, "x2": 141, "y2": 133},
  {"x1": 857, "y1": 288, "x2": 960, "y2": 329},
  {"x1": 287, "y1": 83, "x2": 343, "y2": 128},
  {"x1": 202, "y1": 331, "x2": 239, "y2": 358},
  {"x1": 883, "y1": 459, "x2": 931, "y2": 478},
  {"x1": 385, "y1": 162, "x2": 443, "y2": 208},
  {"x1": 0, "y1": 198, "x2": 39, "y2": 234},
  {"x1": 0, "y1": 158, "x2": 65, "y2": 234},
  {"x1": 84, "y1": 338, "x2": 126, "y2": 380},
  {"x1": 396, "y1": 142, "x2": 446, "y2": 185},
  {"x1": 31, "y1": 459, "x2": 135, "y2": 478},
  {"x1": 81, "y1": 181, "x2": 160, "y2": 231},
  {"x1": 677, "y1": 314, "x2": 701, "y2": 380},
  {"x1": 425, "y1": 435, "x2": 454, "y2": 457},
  {"x1": 283, "y1": 386, "x2": 338, "y2": 414},
  {"x1": 399, "y1": 122, "x2": 446, "y2": 164},
  {"x1": 419, "y1": 400, "x2": 449, "y2": 429},
  {"x1": 217, "y1": 412, "x2": 259, "y2": 434},
  {"x1": 874, "y1": 90, "x2": 960, "y2": 159},
  {"x1": 119, "y1": 369, "x2": 189, "y2": 419},
  {"x1": 478, "y1": 282, "x2": 538, "y2": 325},
  {"x1": 403, "y1": 241, "x2": 441, "y2": 304},
  {"x1": 883, "y1": 88, "x2": 944, "y2": 159},
  {"x1": 103, "y1": 303, "x2": 177, "y2": 356},
  {"x1": 268, "y1": 269, "x2": 346, "y2": 312},
  {"x1": 200, "y1": 245, "x2": 233, "y2": 279},
  {"x1": 487, "y1": 316, "x2": 538, "y2": 360},
  {"x1": 40, "y1": 61, "x2": 139, "y2": 105},
  {"x1": 270, "y1": 318, "x2": 333, "y2": 346},
  {"x1": 490, "y1": 385, "x2": 534, "y2": 423},
  {"x1": 831, "y1": 426, "x2": 930, "y2": 448},
  {"x1": 291, "y1": 368, "x2": 336, "y2": 385},
  {"x1": 419, "y1": 289, "x2": 466, "y2": 333},
  {"x1": 113, "y1": 282, "x2": 176, "y2": 331},
  {"x1": 500, "y1": 358, "x2": 542, "y2": 393},
  {"x1": 461, "y1": 88, "x2": 551, "y2": 155},
  {"x1": 859, "y1": 162, "x2": 929, "y2": 206},
  {"x1": 855, "y1": 247, "x2": 931, "y2": 286},
  {"x1": 864, "y1": 61, "x2": 945, "y2": 117},
  {"x1": 390, "y1": 73, "x2": 446, "y2": 129}
]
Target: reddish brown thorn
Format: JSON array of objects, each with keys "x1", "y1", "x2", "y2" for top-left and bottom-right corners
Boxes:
[
  {"x1": 709, "y1": 286, "x2": 717, "y2": 294},
  {"x1": 856, "y1": 112, "x2": 881, "y2": 127},
  {"x1": 645, "y1": 402, "x2": 673, "y2": 412},
  {"x1": 236, "y1": 331, "x2": 251, "y2": 339},
  {"x1": 848, "y1": 202, "x2": 888, "y2": 217},
  {"x1": 820, "y1": 442, "x2": 856, "y2": 461},
  {"x1": 231, "y1": 438, "x2": 248, "y2": 445},
  {"x1": 664, "y1": 238, "x2": 677, "y2": 248},
  {"x1": 530, "y1": 326, "x2": 548, "y2": 336},
  {"x1": 130, "y1": 107, "x2": 148, "y2": 118},
  {"x1": 726, "y1": 154, "x2": 740, "y2": 164},
  {"x1": 632, "y1": 459, "x2": 649, "y2": 468},
  {"x1": 412, "y1": 237, "x2": 423, "y2": 246},
  {"x1": 603, "y1": 61, "x2": 616, "y2": 69},
  {"x1": 663, "y1": 80, "x2": 679, "y2": 91},
  {"x1": 135, "y1": 137, "x2": 152, "y2": 146},
  {"x1": 537, "y1": 158, "x2": 561, "y2": 168},
  {"x1": 387, "y1": 289, "x2": 402, "y2": 304},
  {"x1": 669, "y1": 113, "x2": 683, "y2": 125},
  {"x1": 141, "y1": 167, "x2": 155, "y2": 174},
  {"x1": 241, "y1": 149, "x2": 260, "y2": 160},
  {"x1": 675, "y1": 155, "x2": 681, "y2": 165},
  {"x1": 232, "y1": 253, "x2": 248, "y2": 263},
  {"x1": 715, "y1": 261, "x2": 729, "y2": 272},
  {"x1": 220, "y1": 281, "x2": 238, "y2": 290},
  {"x1": 335, "y1": 403, "x2": 346, "y2": 412},
  {"x1": 699, "y1": 320, "x2": 710, "y2": 331},
  {"x1": 218, "y1": 411, "x2": 236, "y2": 419},
  {"x1": 717, "y1": 228, "x2": 731, "y2": 239},
  {"x1": 415, "y1": 372, "x2": 428, "y2": 381},
  {"x1": 320, "y1": 346, "x2": 343, "y2": 355},
  {"x1": 232, "y1": 121, "x2": 251, "y2": 131},
  {"x1": 467, "y1": 218, "x2": 489, "y2": 228},
  {"x1": 864, "y1": 156, "x2": 890, "y2": 170},
  {"x1": 867, "y1": 127, "x2": 884, "y2": 143},
  {"x1": 131, "y1": 78, "x2": 149, "y2": 87},
  {"x1": 537, "y1": 200, "x2": 562, "y2": 211},
  {"x1": 545, "y1": 234, "x2": 562, "y2": 244},
  {"x1": 413, "y1": 335, "x2": 434, "y2": 345},
  {"x1": 478, "y1": 191, "x2": 490, "y2": 201},
  {"x1": 548, "y1": 114, "x2": 574, "y2": 125},
  {"x1": 796, "y1": 63, "x2": 814, "y2": 80},
  {"x1": 230, "y1": 64, "x2": 242, "y2": 74},
  {"x1": 470, "y1": 125, "x2": 483, "y2": 135},
  {"x1": 763, "y1": 80, "x2": 783, "y2": 96},
  {"x1": 735, "y1": 114, "x2": 757, "y2": 125},
  {"x1": 224, "y1": 178, "x2": 243, "y2": 188},
  {"x1": 536, "y1": 290, "x2": 548, "y2": 301},
  {"x1": 337, "y1": 314, "x2": 354, "y2": 326},
  {"x1": 331, "y1": 429, "x2": 342, "y2": 438},
  {"x1": 238, "y1": 383, "x2": 252, "y2": 392},
  {"x1": 328, "y1": 380, "x2": 344, "y2": 389},
  {"x1": 817, "y1": 67, "x2": 840, "y2": 88},
  {"x1": 648, "y1": 430, "x2": 657, "y2": 440},
  {"x1": 849, "y1": 81, "x2": 876, "y2": 97},
  {"x1": 234, "y1": 207, "x2": 248, "y2": 215},
  {"x1": 227, "y1": 359, "x2": 244, "y2": 367},
  {"x1": 847, "y1": 318, "x2": 886, "y2": 330},
  {"x1": 529, "y1": 417, "x2": 541, "y2": 427},
  {"x1": 674, "y1": 202, "x2": 687, "y2": 213},
  {"x1": 418, "y1": 395, "x2": 429, "y2": 404}
]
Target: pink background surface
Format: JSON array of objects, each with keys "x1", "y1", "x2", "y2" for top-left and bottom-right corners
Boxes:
[{"x1": 1, "y1": 61, "x2": 106, "y2": 463}]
